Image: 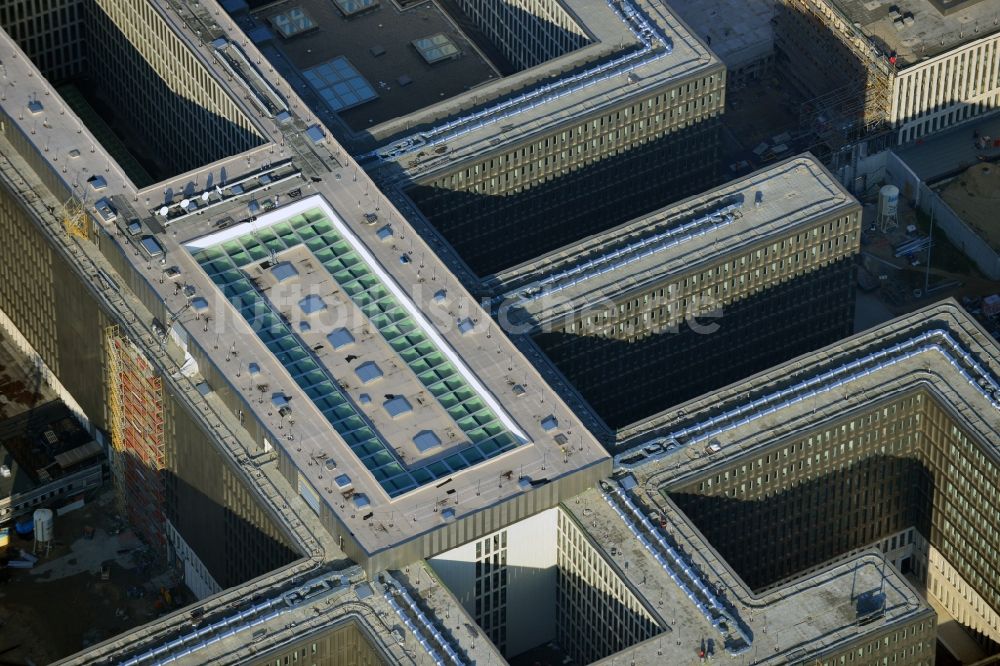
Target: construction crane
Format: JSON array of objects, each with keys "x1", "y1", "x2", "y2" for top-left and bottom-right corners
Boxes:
[{"x1": 61, "y1": 196, "x2": 89, "y2": 240}]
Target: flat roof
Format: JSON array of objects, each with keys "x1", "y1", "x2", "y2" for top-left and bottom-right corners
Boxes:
[
  {"x1": 831, "y1": 0, "x2": 1000, "y2": 66},
  {"x1": 573, "y1": 486, "x2": 931, "y2": 665},
  {"x1": 245, "y1": 0, "x2": 501, "y2": 132},
  {"x1": 186, "y1": 197, "x2": 535, "y2": 495},
  {"x1": 564, "y1": 306, "x2": 1000, "y2": 665},
  {"x1": 167, "y1": 189, "x2": 609, "y2": 546},
  {"x1": 494, "y1": 155, "x2": 857, "y2": 329},
  {"x1": 666, "y1": 0, "x2": 775, "y2": 71},
  {"x1": 615, "y1": 301, "x2": 1000, "y2": 484},
  {"x1": 0, "y1": 0, "x2": 611, "y2": 559},
  {"x1": 162, "y1": 184, "x2": 608, "y2": 531},
  {"x1": 366, "y1": 0, "x2": 719, "y2": 175},
  {"x1": 92, "y1": 564, "x2": 478, "y2": 666}
]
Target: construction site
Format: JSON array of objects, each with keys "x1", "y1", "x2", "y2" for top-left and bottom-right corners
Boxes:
[
  {"x1": 0, "y1": 328, "x2": 183, "y2": 665},
  {"x1": 774, "y1": 0, "x2": 895, "y2": 142},
  {"x1": 0, "y1": 487, "x2": 185, "y2": 665}
]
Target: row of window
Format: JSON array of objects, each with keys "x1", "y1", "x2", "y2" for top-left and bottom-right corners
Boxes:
[
  {"x1": 819, "y1": 619, "x2": 931, "y2": 665},
  {"x1": 426, "y1": 74, "x2": 723, "y2": 194},
  {"x1": 555, "y1": 510, "x2": 658, "y2": 664},
  {"x1": 895, "y1": 37, "x2": 1000, "y2": 125},
  {"x1": 560, "y1": 218, "x2": 858, "y2": 338}
]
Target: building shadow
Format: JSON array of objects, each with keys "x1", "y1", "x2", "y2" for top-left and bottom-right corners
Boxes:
[
  {"x1": 0, "y1": 0, "x2": 266, "y2": 188},
  {"x1": 529, "y1": 258, "x2": 855, "y2": 430},
  {"x1": 162, "y1": 449, "x2": 300, "y2": 591},
  {"x1": 667, "y1": 454, "x2": 934, "y2": 594},
  {"x1": 433, "y1": 0, "x2": 591, "y2": 75},
  {"x1": 772, "y1": 0, "x2": 889, "y2": 144},
  {"x1": 0, "y1": 400, "x2": 105, "y2": 524},
  {"x1": 404, "y1": 119, "x2": 722, "y2": 278},
  {"x1": 424, "y1": 555, "x2": 664, "y2": 664}
]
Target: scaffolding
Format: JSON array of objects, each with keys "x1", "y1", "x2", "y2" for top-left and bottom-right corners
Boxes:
[
  {"x1": 61, "y1": 197, "x2": 89, "y2": 241},
  {"x1": 777, "y1": 0, "x2": 894, "y2": 142},
  {"x1": 105, "y1": 325, "x2": 166, "y2": 552}
]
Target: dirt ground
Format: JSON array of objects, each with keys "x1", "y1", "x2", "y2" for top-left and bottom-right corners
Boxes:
[
  {"x1": 857, "y1": 195, "x2": 999, "y2": 328},
  {"x1": 0, "y1": 491, "x2": 183, "y2": 663},
  {"x1": 938, "y1": 163, "x2": 1000, "y2": 254}
]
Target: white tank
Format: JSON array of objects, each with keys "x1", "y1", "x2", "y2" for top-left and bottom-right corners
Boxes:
[
  {"x1": 33, "y1": 508, "x2": 54, "y2": 543},
  {"x1": 878, "y1": 184, "x2": 899, "y2": 219}
]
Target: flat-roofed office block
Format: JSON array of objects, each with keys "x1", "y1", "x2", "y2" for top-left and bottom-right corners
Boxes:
[
  {"x1": 0, "y1": 2, "x2": 610, "y2": 659},
  {"x1": 0, "y1": 0, "x2": 266, "y2": 187},
  {"x1": 6, "y1": 0, "x2": 986, "y2": 663},
  {"x1": 228, "y1": 0, "x2": 726, "y2": 279},
  {"x1": 609, "y1": 300, "x2": 1000, "y2": 661},
  {"x1": 495, "y1": 155, "x2": 861, "y2": 432}
]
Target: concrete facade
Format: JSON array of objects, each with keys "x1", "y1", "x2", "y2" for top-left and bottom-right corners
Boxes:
[
  {"x1": 403, "y1": 66, "x2": 726, "y2": 276},
  {"x1": 451, "y1": 0, "x2": 590, "y2": 71},
  {"x1": 611, "y1": 301, "x2": 1000, "y2": 661},
  {"x1": 430, "y1": 506, "x2": 661, "y2": 662},
  {"x1": 776, "y1": 0, "x2": 1000, "y2": 144},
  {"x1": 497, "y1": 155, "x2": 861, "y2": 432}
]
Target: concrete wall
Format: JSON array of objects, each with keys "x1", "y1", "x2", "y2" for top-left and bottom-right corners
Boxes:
[
  {"x1": 298, "y1": 447, "x2": 609, "y2": 574},
  {"x1": 85, "y1": 0, "x2": 265, "y2": 180},
  {"x1": 891, "y1": 32, "x2": 1000, "y2": 144},
  {"x1": 886, "y1": 150, "x2": 1000, "y2": 279},
  {"x1": 429, "y1": 507, "x2": 559, "y2": 657}
]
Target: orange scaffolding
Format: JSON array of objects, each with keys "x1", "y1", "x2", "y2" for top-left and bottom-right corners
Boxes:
[{"x1": 106, "y1": 326, "x2": 166, "y2": 552}]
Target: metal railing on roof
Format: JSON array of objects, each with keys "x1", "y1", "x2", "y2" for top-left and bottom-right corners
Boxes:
[
  {"x1": 211, "y1": 39, "x2": 288, "y2": 118},
  {"x1": 382, "y1": 574, "x2": 466, "y2": 666},
  {"x1": 601, "y1": 483, "x2": 752, "y2": 655},
  {"x1": 614, "y1": 328, "x2": 1000, "y2": 470},
  {"x1": 119, "y1": 571, "x2": 355, "y2": 665},
  {"x1": 502, "y1": 199, "x2": 742, "y2": 305},
  {"x1": 365, "y1": 0, "x2": 675, "y2": 162}
]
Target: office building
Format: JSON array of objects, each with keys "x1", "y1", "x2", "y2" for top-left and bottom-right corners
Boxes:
[
  {"x1": 611, "y1": 300, "x2": 1000, "y2": 660},
  {"x1": 776, "y1": 0, "x2": 1000, "y2": 143},
  {"x1": 0, "y1": 0, "x2": 609, "y2": 662},
  {"x1": 226, "y1": 0, "x2": 726, "y2": 278},
  {"x1": 1, "y1": 0, "x2": 996, "y2": 664},
  {"x1": 494, "y1": 155, "x2": 860, "y2": 432}
]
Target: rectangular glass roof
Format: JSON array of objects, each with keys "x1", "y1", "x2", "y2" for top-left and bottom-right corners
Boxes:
[
  {"x1": 303, "y1": 57, "x2": 378, "y2": 112},
  {"x1": 268, "y1": 7, "x2": 318, "y2": 39},
  {"x1": 333, "y1": 0, "x2": 379, "y2": 17},
  {"x1": 412, "y1": 34, "x2": 459, "y2": 64},
  {"x1": 189, "y1": 206, "x2": 524, "y2": 497}
]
